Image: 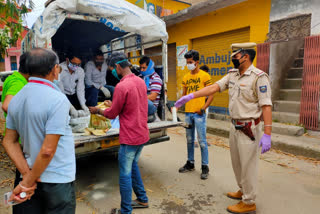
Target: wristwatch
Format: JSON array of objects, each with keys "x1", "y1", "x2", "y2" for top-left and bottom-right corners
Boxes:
[{"x1": 201, "y1": 108, "x2": 205, "y2": 115}]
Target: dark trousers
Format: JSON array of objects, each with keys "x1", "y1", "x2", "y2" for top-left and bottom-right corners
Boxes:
[
  {"x1": 66, "y1": 94, "x2": 81, "y2": 110},
  {"x1": 85, "y1": 85, "x2": 114, "y2": 107},
  {"x1": 13, "y1": 174, "x2": 76, "y2": 214}
]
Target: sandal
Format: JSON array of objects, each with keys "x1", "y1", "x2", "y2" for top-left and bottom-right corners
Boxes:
[
  {"x1": 131, "y1": 199, "x2": 149, "y2": 209},
  {"x1": 110, "y1": 208, "x2": 121, "y2": 214}
]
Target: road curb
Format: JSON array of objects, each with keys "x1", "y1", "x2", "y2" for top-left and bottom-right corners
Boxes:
[
  {"x1": 176, "y1": 113, "x2": 320, "y2": 160},
  {"x1": 206, "y1": 125, "x2": 320, "y2": 160}
]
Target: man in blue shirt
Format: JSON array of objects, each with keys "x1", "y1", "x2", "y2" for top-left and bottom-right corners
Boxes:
[{"x1": 3, "y1": 48, "x2": 76, "y2": 214}]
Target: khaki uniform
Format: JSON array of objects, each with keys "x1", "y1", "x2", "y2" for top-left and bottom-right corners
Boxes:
[{"x1": 216, "y1": 64, "x2": 272, "y2": 205}]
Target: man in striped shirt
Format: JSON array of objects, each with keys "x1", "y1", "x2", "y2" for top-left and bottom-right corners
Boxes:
[{"x1": 139, "y1": 56, "x2": 163, "y2": 118}]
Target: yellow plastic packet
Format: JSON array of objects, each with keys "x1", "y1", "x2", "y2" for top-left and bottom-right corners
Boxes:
[
  {"x1": 89, "y1": 102, "x2": 112, "y2": 133},
  {"x1": 90, "y1": 114, "x2": 111, "y2": 131}
]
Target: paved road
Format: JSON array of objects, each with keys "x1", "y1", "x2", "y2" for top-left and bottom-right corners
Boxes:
[
  {"x1": 1, "y1": 127, "x2": 319, "y2": 214},
  {"x1": 75, "y1": 127, "x2": 320, "y2": 214}
]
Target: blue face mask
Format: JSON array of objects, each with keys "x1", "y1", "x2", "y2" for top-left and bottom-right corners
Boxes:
[
  {"x1": 112, "y1": 59, "x2": 128, "y2": 80},
  {"x1": 68, "y1": 62, "x2": 79, "y2": 72},
  {"x1": 112, "y1": 69, "x2": 120, "y2": 80}
]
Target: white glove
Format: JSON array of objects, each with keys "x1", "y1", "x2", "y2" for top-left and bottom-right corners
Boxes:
[
  {"x1": 100, "y1": 86, "x2": 111, "y2": 98},
  {"x1": 81, "y1": 105, "x2": 90, "y2": 114},
  {"x1": 77, "y1": 110, "x2": 88, "y2": 117},
  {"x1": 70, "y1": 105, "x2": 78, "y2": 118}
]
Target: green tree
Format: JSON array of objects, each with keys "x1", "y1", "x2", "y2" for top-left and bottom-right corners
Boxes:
[{"x1": 0, "y1": 0, "x2": 33, "y2": 56}]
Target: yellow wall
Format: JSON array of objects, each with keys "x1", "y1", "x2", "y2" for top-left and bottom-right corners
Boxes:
[
  {"x1": 167, "y1": 0, "x2": 271, "y2": 113},
  {"x1": 126, "y1": 0, "x2": 190, "y2": 16}
]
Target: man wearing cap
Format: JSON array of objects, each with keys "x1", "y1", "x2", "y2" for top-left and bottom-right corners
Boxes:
[{"x1": 175, "y1": 43, "x2": 272, "y2": 214}]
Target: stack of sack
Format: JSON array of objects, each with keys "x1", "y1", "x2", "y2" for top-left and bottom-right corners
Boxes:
[{"x1": 84, "y1": 102, "x2": 112, "y2": 136}]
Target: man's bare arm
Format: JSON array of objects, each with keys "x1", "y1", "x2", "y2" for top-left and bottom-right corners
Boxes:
[
  {"x1": 202, "y1": 94, "x2": 214, "y2": 110},
  {"x1": 262, "y1": 105, "x2": 272, "y2": 135},
  {"x1": 3, "y1": 129, "x2": 30, "y2": 176},
  {"x1": 148, "y1": 92, "x2": 158, "y2": 101},
  {"x1": 182, "y1": 87, "x2": 187, "y2": 96},
  {"x1": 2, "y1": 95, "x2": 14, "y2": 113}
]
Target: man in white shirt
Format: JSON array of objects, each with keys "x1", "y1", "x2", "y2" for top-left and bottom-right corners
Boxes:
[
  {"x1": 85, "y1": 50, "x2": 114, "y2": 106},
  {"x1": 59, "y1": 52, "x2": 88, "y2": 113}
]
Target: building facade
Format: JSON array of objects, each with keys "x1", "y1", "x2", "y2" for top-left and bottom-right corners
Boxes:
[
  {"x1": 127, "y1": 0, "x2": 190, "y2": 17},
  {"x1": 165, "y1": 0, "x2": 271, "y2": 114}
]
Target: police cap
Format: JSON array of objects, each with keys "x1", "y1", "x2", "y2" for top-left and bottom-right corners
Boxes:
[{"x1": 231, "y1": 42, "x2": 256, "y2": 57}]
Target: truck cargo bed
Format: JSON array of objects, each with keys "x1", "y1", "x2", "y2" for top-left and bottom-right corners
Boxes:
[{"x1": 74, "y1": 121, "x2": 181, "y2": 157}]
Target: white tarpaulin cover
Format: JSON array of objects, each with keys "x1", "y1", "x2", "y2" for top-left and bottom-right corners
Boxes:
[{"x1": 22, "y1": 0, "x2": 168, "y2": 51}]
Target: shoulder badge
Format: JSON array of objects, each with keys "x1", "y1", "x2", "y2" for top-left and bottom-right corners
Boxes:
[
  {"x1": 259, "y1": 85, "x2": 267, "y2": 93},
  {"x1": 252, "y1": 67, "x2": 268, "y2": 77},
  {"x1": 227, "y1": 68, "x2": 238, "y2": 74}
]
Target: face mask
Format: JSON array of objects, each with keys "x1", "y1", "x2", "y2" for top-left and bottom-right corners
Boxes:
[
  {"x1": 68, "y1": 62, "x2": 79, "y2": 72},
  {"x1": 94, "y1": 61, "x2": 104, "y2": 67},
  {"x1": 112, "y1": 69, "x2": 120, "y2": 80},
  {"x1": 232, "y1": 59, "x2": 240, "y2": 68},
  {"x1": 187, "y1": 63, "x2": 196, "y2": 71},
  {"x1": 232, "y1": 55, "x2": 245, "y2": 69}
]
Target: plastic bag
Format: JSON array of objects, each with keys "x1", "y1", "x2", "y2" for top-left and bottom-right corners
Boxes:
[
  {"x1": 110, "y1": 117, "x2": 120, "y2": 129},
  {"x1": 89, "y1": 114, "x2": 111, "y2": 132}
]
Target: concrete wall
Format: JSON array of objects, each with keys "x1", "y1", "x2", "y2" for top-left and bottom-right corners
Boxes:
[
  {"x1": 270, "y1": 0, "x2": 320, "y2": 35},
  {"x1": 269, "y1": 39, "x2": 304, "y2": 101}
]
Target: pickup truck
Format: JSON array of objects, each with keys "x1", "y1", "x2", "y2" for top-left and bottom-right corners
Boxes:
[{"x1": 21, "y1": 0, "x2": 181, "y2": 157}]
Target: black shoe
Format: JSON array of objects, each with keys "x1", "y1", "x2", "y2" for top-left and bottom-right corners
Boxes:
[
  {"x1": 147, "y1": 114, "x2": 156, "y2": 123},
  {"x1": 201, "y1": 165, "x2": 209, "y2": 180},
  {"x1": 179, "y1": 161, "x2": 195, "y2": 173}
]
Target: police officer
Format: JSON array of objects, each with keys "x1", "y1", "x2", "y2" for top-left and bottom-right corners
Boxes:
[{"x1": 175, "y1": 43, "x2": 272, "y2": 214}]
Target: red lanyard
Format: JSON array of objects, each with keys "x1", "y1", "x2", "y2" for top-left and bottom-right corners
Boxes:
[{"x1": 29, "y1": 80, "x2": 55, "y2": 89}]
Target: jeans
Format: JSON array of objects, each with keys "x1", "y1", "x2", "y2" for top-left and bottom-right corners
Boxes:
[
  {"x1": 118, "y1": 144, "x2": 148, "y2": 214},
  {"x1": 185, "y1": 113, "x2": 209, "y2": 165},
  {"x1": 194, "y1": 108, "x2": 209, "y2": 143},
  {"x1": 85, "y1": 85, "x2": 115, "y2": 107},
  {"x1": 148, "y1": 100, "x2": 157, "y2": 116},
  {"x1": 13, "y1": 174, "x2": 75, "y2": 214}
]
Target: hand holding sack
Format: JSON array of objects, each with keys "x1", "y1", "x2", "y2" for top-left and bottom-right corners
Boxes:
[
  {"x1": 69, "y1": 105, "x2": 78, "y2": 118},
  {"x1": 81, "y1": 105, "x2": 90, "y2": 115},
  {"x1": 86, "y1": 102, "x2": 112, "y2": 136},
  {"x1": 175, "y1": 93, "x2": 194, "y2": 108}
]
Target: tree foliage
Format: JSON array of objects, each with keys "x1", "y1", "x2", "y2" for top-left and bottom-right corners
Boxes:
[{"x1": 0, "y1": 0, "x2": 33, "y2": 56}]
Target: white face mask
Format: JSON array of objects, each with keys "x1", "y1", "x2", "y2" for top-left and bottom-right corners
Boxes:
[{"x1": 187, "y1": 63, "x2": 196, "y2": 71}]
